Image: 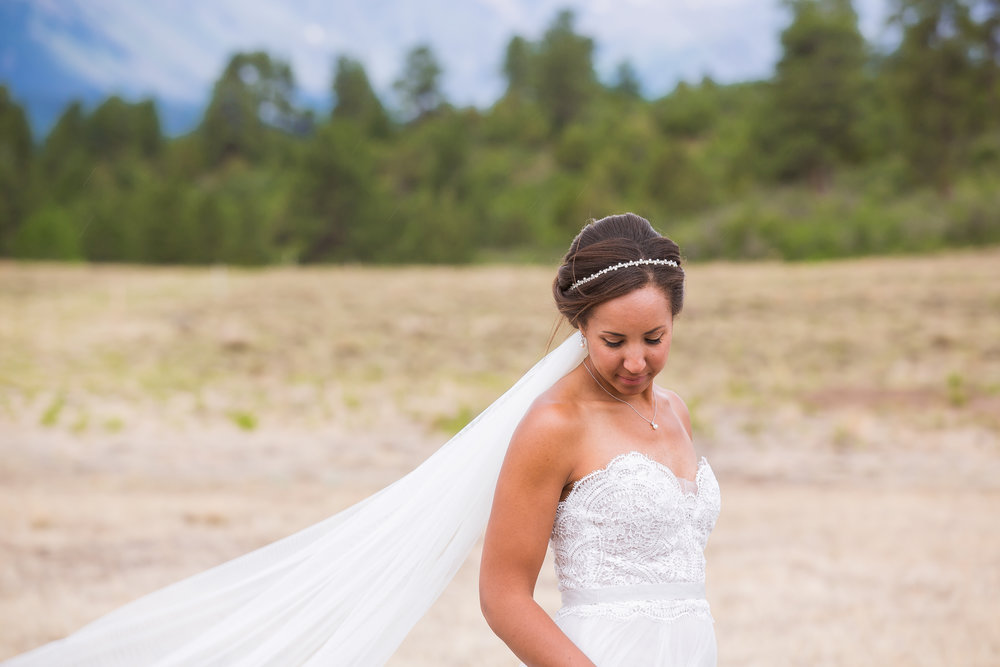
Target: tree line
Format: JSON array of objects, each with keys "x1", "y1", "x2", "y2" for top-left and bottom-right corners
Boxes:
[{"x1": 1, "y1": 0, "x2": 998, "y2": 265}]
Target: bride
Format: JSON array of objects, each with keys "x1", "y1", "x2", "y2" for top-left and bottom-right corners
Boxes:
[
  {"x1": 481, "y1": 213, "x2": 719, "y2": 665},
  {"x1": 4, "y1": 213, "x2": 719, "y2": 666}
]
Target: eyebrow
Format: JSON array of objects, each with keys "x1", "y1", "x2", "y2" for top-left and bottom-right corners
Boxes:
[{"x1": 600, "y1": 326, "x2": 665, "y2": 337}]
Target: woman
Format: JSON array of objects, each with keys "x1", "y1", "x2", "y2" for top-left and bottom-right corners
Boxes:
[
  {"x1": 4, "y1": 214, "x2": 717, "y2": 667},
  {"x1": 480, "y1": 213, "x2": 721, "y2": 666}
]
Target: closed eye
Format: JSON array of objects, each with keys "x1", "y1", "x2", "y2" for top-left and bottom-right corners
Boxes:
[{"x1": 602, "y1": 337, "x2": 663, "y2": 348}]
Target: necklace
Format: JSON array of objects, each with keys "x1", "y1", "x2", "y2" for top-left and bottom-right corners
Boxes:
[{"x1": 582, "y1": 360, "x2": 659, "y2": 430}]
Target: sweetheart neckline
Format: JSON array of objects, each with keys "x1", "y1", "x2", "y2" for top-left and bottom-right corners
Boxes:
[{"x1": 559, "y1": 451, "x2": 710, "y2": 507}]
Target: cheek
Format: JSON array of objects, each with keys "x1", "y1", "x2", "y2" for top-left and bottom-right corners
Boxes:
[{"x1": 656, "y1": 340, "x2": 672, "y2": 364}]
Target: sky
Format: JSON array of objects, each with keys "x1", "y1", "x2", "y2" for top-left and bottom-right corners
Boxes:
[{"x1": 2, "y1": 0, "x2": 893, "y2": 134}]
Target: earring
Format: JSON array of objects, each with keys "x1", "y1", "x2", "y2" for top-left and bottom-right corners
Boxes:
[{"x1": 579, "y1": 331, "x2": 587, "y2": 348}]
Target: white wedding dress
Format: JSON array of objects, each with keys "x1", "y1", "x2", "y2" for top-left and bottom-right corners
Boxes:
[{"x1": 548, "y1": 451, "x2": 721, "y2": 666}]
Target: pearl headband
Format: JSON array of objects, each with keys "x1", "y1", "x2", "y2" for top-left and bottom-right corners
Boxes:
[{"x1": 568, "y1": 258, "x2": 680, "y2": 291}]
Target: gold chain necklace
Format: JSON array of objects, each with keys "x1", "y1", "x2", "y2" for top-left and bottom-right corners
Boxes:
[{"x1": 582, "y1": 360, "x2": 659, "y2": 430}]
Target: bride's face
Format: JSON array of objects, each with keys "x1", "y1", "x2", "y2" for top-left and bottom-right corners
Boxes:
[{"x1": 580, "y1": 284, "x2": 673, "y2": 396}]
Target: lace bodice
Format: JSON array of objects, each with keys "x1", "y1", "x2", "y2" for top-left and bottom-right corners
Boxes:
[{"x1": 550, "y1": 452, "x2": 720, "y2": 620}]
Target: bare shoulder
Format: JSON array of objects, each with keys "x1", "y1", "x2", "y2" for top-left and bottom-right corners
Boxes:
[
  {"x1": 502, "y1": 378, "x2": 585, "y2": 487},
  {"x1": 658, "y1": 386, "x2": 693, "y2": 440}
]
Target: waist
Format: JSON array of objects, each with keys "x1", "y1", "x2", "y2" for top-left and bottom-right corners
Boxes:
[{"x1": 561, "y1": 581, "x2": 706, "y2": 607}]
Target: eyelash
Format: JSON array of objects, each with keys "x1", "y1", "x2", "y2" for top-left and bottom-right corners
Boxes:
[{"x1": 604, "y1": 337, "x2": 663, "y2": 348}]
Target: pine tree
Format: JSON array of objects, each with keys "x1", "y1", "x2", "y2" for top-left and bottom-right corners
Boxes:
[
  {"x1": 887, "y1": 0, "x2": 982, "y2": 192},
  {"x1": 393, "y1": 45, "x2": 445, "y2": 121},
  {"x1": 332, "y1": 56, "x2": 391, "y2": 137},
  {"x1": 0, "y1": 86, "x2": 34, "y2": 255},
  {"x1": 200, "y1": 52, "x2": 300, "y2": 165},
  {"x1": 757, "y1": 0, "x2": 867, "y2": 190},
  {"x1": 534, "y1": 10, "x2": 597, "y2": 133}
]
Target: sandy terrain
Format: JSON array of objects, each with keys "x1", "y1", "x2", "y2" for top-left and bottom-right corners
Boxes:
[{"x1": 1, "y1": 250, "x2": 998, "y2": 665}]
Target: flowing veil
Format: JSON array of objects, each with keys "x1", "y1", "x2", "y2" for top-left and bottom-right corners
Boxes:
[{"x1": 4, "y1": 335, "x2": 586, "y2": 667}]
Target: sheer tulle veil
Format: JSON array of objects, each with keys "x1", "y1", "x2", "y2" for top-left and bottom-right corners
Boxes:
[{"x1": 4, "y1": 335, "x2": 586, "y2": 667}]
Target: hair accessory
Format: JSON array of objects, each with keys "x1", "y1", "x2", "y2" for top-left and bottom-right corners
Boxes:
[
  {"x1": 569, "y1": 259, "x2": 680, "y2": 291},
  {"x1": 582, "y1": 360, "x2": 659, "y2": 430}
]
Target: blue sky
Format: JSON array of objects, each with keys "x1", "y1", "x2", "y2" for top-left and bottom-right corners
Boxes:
[{"x1": 2, "y1": 0, "x2": 893, "y2": 135}]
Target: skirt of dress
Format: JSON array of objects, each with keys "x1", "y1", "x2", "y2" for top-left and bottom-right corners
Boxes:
[{"x1": 555, "y1": 610, "x2": 717, "y2": 667}]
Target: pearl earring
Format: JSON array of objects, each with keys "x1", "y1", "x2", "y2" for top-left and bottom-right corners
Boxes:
[{"x1": 579, "y1": 331, "x2": 587, "y2": 348}]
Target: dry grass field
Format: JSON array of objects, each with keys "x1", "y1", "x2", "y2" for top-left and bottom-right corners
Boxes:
[{"x1": 1, "y1": 250, "x2": 998, "y2": 666}]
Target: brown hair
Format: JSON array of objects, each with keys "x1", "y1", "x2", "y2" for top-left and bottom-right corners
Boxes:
[{"x1": 553, "y1": 213, "x2": 684, "y2": 327}]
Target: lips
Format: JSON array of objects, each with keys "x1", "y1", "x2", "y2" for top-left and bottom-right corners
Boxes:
[{"x1": 617, "y1": 374, "x2": 647, "y2": 387}]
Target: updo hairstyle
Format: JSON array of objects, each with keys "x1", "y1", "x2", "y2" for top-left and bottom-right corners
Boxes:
[{"x1": 553, "y1": 213, "x2": 684, "y2": 328}]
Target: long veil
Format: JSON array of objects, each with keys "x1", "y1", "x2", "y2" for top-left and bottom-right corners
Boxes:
[{"x1": 5, "y1": 335, "x2": 586, "y2": 667}]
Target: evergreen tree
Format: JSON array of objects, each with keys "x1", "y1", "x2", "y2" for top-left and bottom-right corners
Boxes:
[
  {"x1": 133, "y1": 100, "x2": 164, "y2": 158},
  {"x1": 534, "y1": 10, "x2": 597, "y2": 133},
  {"x1": 757, "y1": 0, "x2": 867, "y2": 190},
  {"x1": 200, "y1": 51, "x2": 300, "y2": 165},
  {"x1": 86, "y1": 96, "x2": 163, "y2": 159},
  {"x1": 652, "y1": 80, "x2": 720, "y2": 139},
  {"x1": 502, "y1": 36, "x2": 534, "y2": 100},
  {"x1": 0, "y1": 86, "x2": 34, "y2": 255},
  {"x1": 887, "y1": 0, "x2": 982, "y2": 191},
  {"x1": 611, "y1": 60, "x2": 643, "y2": 98},
  {"x1": 290, "y1": 120, "x2": 382, "y2": 261},
  {"x1": 332, "y1": 55, "x2": 391, "y2": 137},
  {"x1": 393, "y1": 45, "x2": 445, "y2": 121},
  {"x1": 39, "y1": 102, "x2": 93, "y2": 206},
  {"x1": 970, "y1": 1, "x2": 1000, "y2": 133}
]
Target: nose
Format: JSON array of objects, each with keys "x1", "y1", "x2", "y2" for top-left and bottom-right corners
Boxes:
[{"x1": 623, "y1": 348, "x2": 646, "y2": 374}]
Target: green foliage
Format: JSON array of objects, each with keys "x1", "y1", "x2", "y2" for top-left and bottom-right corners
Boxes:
[
  {"x1": 652, "y1": 80, "x2": 720, "y2": 139},
  {"x1": 676, "y1": 169, "x2": 1000, "y2": 261},
  {"x1": 228, "y1": 410, "x2": 258, "y2": 431},
  {"x1": 611, "y1": 61, "x2": 643, "y2": 98},
  {"x1": 200, "y1": 51, "x2": 302, "y2": 165},
  {"x1": 332, "y1": 56, "x2": 391, "y2": 138},
  {"x1": 534, "y1": 10, "x2": 597, "y2": 133},
  {"x1": 12, "y1": 206, "x2": 82, "y2": 260},
  {"x1": 503, "y1": 36, "x2": 534, "y2": 99},
  {"x1": 393, "y1": 45, "x2": 445, "y2": 121},
  {"x1": 390, "y1": 188, "x2": 474, "y2": 263},
  {"x1": 87, "y1": 96, "x2": 163, "y2": 159},
  {"x1": 75, "y1": 165, "x2": 144, "y2": 262},
  {"x1": 40, "y1": 394, "x2": 65, "y2": 427},
  {"x1": 754, "y1": 0, "x2": 867, "y2": 188},
  {"x1": 886, "y1": 0, "x2": 987, "y2": 191},
  {"x1": 5, "y1": 6, "x2": 1000, "y2": 267},
  {"x1": 481, "y1": 95, "x2": 549, "y2": 145},
  {"x1": 0, "y1": 86, "x2": 34, "y2": 254},
  {"x1": 290, "y1": 119, "x2": 384, "y2": 261}
]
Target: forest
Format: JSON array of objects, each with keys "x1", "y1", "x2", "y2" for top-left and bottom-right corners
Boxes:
[{"x1": 1, "y1": 0, "x2": 999, "y2": 265}]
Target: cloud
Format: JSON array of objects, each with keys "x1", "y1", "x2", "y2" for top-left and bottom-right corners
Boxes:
[{"x1": 20, "y1": 0, "x2": 891, "y2": 108}]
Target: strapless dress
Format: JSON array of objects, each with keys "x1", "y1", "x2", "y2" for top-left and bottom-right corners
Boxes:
[{"x1": 547, "y1": 451, "x2": 721, "y2": 666}]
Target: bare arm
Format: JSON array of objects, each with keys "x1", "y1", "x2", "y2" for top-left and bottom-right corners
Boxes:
[{"x1": 479, "y1": 401, "x2": 596, "y2": 667}]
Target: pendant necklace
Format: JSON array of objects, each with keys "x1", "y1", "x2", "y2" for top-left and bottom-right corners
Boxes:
[{"x1": 582, "y1": 360, "x2": 659, "y2": 430}]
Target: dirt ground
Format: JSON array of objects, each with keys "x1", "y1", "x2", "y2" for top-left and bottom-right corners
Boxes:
[{"x1": 1, "y1": 251, "x2": 998, "y2": 665}]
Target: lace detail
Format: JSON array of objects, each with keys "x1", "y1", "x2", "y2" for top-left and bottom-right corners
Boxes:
[{"x1": 550, "y1": 452, "x2": 721, "y2": 621}]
